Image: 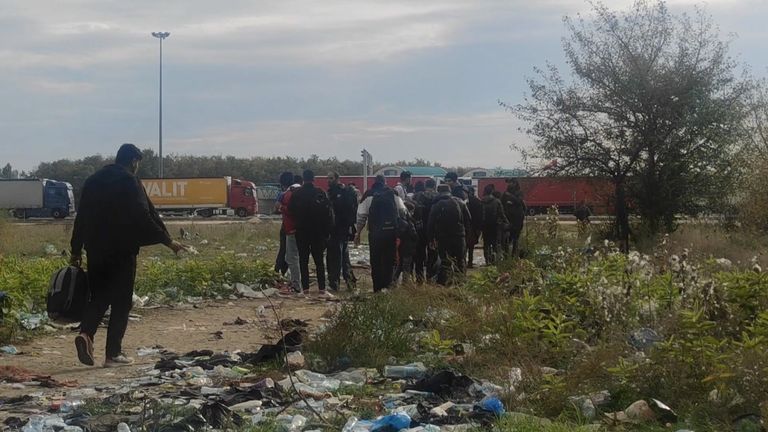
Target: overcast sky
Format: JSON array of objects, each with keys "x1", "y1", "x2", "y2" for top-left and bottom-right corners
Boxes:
[{"x1": 1, "y1": 0, "x2": 766, "y2": 171}]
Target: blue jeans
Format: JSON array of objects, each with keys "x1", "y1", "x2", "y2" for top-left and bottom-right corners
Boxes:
[{"x1": 285, "y1": 234, "x2": 301, "y2": 292}]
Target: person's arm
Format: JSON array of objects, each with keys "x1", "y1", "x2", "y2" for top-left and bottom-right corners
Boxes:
[
  {"x1": 427, "y1": 203, "x2": 439, "y2": 243},
  {"x1": 460, "y1": 201, "x2": 472, "y2": 238},
  {"x1": 128, "y1": 177, "x2": 173, "y2": 247},
  {"x1": 498, "y1": 201, "x2": 509, "y2": 225},
  {"x1": 395, "y1": 196, "x2": 407, "y2": 218},
  {"x1": 70, "y1": 182, "x2": 90, "y2": 266},
  {"x1": 354, "y1": 196, "x2": 372, "y2": 245}
]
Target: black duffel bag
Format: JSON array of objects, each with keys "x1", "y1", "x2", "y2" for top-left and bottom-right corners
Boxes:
[{"x1": 47, "y1": 266, "x2": 90, "y2": 322}]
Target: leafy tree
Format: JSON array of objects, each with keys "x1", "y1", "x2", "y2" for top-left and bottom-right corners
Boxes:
[
  {"x1": 509, "y1": 0, "x2": 748, "y2": 248},
  {"x1": 1, "y1": 163, "x2": 18, "y2": 179}
]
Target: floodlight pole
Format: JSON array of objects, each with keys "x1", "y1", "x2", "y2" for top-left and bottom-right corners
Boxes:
[{"x1": 152, "y1": 31, "x2": 170, "y2": 178}]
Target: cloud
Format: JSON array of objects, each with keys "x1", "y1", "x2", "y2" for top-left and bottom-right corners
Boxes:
[{"x1": 164, "y1": 112, "x2": 527, "y2": 169}]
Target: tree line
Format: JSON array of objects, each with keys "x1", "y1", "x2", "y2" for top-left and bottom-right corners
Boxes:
[{"x1": 13, "y1": 153, "x2": 470, "y2": 206}]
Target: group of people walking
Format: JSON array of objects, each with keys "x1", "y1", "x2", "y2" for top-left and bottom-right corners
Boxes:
[
  {"x1": 65, "y1": 143, "x2": 528, "y2": 367},
  {"x1": 274, "y1": 169, "x2": 527, "y2": 294}
]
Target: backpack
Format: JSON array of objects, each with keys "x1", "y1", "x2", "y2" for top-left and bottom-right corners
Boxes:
[
  {"x1": 433, "y1": 196, "x2": 464, "y2": 237},
  {"x1": 47, "y1": 266, "x2": 89, "y2": 322},
  {"x1": 483, "y1": 198, "x2": 499, "y2": 227},
  {"x1": 339, "y1": 186, "x2": 359, "y2": 229},
  {"x1": 311, "y1": 188, "x2": 335, "y2": 235},
  {"x1": 369, "y1": 188, "x2": 399, "y2": 233}
]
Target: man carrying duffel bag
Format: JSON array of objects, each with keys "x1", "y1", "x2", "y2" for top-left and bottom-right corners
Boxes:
[{"x1": 70, "y1": 144, "x2": 189, "y2": 367}]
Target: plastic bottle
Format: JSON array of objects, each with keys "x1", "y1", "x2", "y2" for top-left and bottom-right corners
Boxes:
[
  {"x1": 383, "y1": 362, "x2": 427, "y2": 379},
  {"x1": 116, "y1": 423, "x2": 131, "y2": 432},
  {"x1": 22, "y1": 416, "x2": 44, "y2": 432},
  {"x1": 59, "y1": 400, "x2": 84, "y2": 413}
]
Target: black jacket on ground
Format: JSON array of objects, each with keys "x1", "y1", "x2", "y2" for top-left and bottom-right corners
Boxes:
[
  {"x1": 427, "y1": 194, "x2": 471, "y2": 242},
  {"x1": 71, "y1": 164, "x2": 171, "y2": 257}
]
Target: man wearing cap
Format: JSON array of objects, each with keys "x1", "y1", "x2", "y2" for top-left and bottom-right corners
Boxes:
[{"x1": 70, "y1": 143, "x2": 188, "y2": 367}]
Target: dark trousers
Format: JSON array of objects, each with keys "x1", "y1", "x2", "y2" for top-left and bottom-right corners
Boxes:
[
  {"x1": 509, "y1": 227, "x2": 522, "y2": 258},
  {"x1": 369, "y1": 231, "x2": 396, "y2": 292},
  {"x1": 342, "y1": 242, "x2": 356, "y2": 285},
  {"x1": 482, "y1": 226, "x2": 500, "y2": 265},
  {"x1": 275, "y1": 226, "x2": 288, "y2": 275},
  {"x1": 81, "y1": 254, "x2": 136, "y2": 358},
  {"x1": 414, "y1": 234, "x2": 438, "y2": 283},
  {"x1": 326, "y1": 231, "x2": 348, "y2": 291},
  {"x1": 296, "y1": 233, "x2": 327, "y2": 292},
  {"x1": 436, "y1": 237, "x2": 466, "y2": 286},
  {"x1": 467, "y1": 228, "x2": 480, "y2": 268}
]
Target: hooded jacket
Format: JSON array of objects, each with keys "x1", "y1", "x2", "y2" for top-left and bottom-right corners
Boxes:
[
  {"x1": 427, "y1": 193, "x2": 471, "y2": 242},
  {"x1": 71, "y1": 164, "x2": 171, "y2": 257},
  {"x1": 481, "y1": 195, "x2": 509, "y2": 229}
]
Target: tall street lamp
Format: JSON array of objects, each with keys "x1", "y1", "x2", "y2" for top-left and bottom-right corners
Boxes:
[{"x1": 151, "y1": 31, "x2": 170, "y2": 178}]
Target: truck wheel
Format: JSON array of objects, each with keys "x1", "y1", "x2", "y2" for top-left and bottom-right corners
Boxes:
[
  {"x1": 236, "y1": 208, "x2": 248, "y2": 218},
  {"x1": 528, "y1": 208, "x2": 537, "y2": 216},
  {"x1": 13, "y1": 209, "x2": 25, "y2": 219},
  {"x1": 199, "y1": 209, "x2": 213, "y2": 218},
  {"x1": 52, "y1": 208, "x2": 65, "y2": 219}
]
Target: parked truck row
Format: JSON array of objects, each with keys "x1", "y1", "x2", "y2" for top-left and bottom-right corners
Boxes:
[{"x1": 0, "y1": 174, "x2": 614, "y2": 219}]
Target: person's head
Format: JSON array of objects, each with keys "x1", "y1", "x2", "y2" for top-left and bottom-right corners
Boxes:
[
  {"x1": 483, "y1": 184, "x2": 495, "y2": 197},
  {"x1": 115, "y1": 143, "x2": 143, "y2": 174},
  {"x1": 444, "y1": 172, "x2": 458, "y2": 187},
  {"x1": 327, "y1": 171, "x2": 340, "y2": 187},
  {"x1": 400, "y1": 170, "x2": 412, "y2": 185},
  {"x1": 348, "y1": 183, "x2": 358, "y2": 190},
  {"x1": 373, "y1": 174, "x2": 386, "y2": 189},
  {"x1": 279, "y1": 172, "x2": 294, "y2": 189},
  {"x1": 492, "y1": 190, "x2": 502, "y2": 199},
  {"x1": 506, "y1": 178, "x2": 520, "y2": 193},
  {"x1": 425, "y1": 178, "x2": 436, "y2": 190},
  {"x1": 452, "y1": 186, "x2": 467, "y2": 200},
  {"x1": 437, "y1": 184, "x2": 451, "y2": 194},
  {"x1": 467, "y1": 186, "x2": 476, "y2": 197},
  {"x1": 414, "y1": 181, "x2": 425, "y2": 193},
  {"x1": 293, "y1": 174, "x2": 303, "y2": 185},
  {"x1": 302, "y1": 169, "x2": 315, "y2": 184}
]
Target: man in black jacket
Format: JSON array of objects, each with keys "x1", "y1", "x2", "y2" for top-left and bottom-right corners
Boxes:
[
  {"x1": 465, "y1": 186, "x2": 484, "y2": 269},
  {"x1": 480, "y1": 184, "x2": 508, "y2": 265},
  {"x1": 326, "y1": 171, "x2": 357, "y2": 292},
  {"x1": 70, "y1": 144, "x2": 187, "y2": 367},
  {"x1": 289, "y1": 170, "x2": 335, "y2": 298},
  {"x1": 427, "y1": 185, "x2": 472, "y2": 286},
  {"x1": 412, "y1": 179, "x2": 438, "y2": 282}
]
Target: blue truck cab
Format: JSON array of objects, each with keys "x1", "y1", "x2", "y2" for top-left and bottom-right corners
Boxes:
[
  {"x1": 5, "y1": 179, "x2": 75, "y2": 219},
  {"x1": 40, "y1": 180, "x2": 75, "y2": 219}
]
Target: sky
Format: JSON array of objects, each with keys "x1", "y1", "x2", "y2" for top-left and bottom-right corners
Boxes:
[{"x1": 1, "y1": 0, "x2": 767, "y2": 172}]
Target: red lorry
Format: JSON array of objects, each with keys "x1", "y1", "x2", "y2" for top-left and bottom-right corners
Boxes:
[{"x1": 476, "y1": 177, "x2": 614, "y2": 215}]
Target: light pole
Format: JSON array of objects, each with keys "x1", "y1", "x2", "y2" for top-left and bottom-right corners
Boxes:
[{"x1": 151, "y1": 31, "x2": 170, "y2": 178}]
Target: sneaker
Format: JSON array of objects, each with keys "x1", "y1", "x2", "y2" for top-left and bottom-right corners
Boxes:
[
  {"x1": 318, "y1": 291, "x2": 336, "y2": 299},
  {"x1": 75, "y1": 334, "x2": 94, "y2": 366},
  {"x1": 104, "y1": 353, "x2": 135, "y2": 368}
]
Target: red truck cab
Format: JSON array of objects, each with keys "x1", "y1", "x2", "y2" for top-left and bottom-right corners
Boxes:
[{"x1": 230, "y1": 179, "x2": 258, "y2": 217}]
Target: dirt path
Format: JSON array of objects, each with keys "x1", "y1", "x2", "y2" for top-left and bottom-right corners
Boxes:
[{"x1": 0, "y1": 297, "x2": 334, "y2": 414}]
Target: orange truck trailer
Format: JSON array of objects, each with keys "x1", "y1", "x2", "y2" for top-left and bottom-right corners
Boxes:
[
  {"x1": 141, "y1": 177, "x2": 257, "y2": 217},
  {"x1": 476, "y1": 177, "x2": 614, "y2": 215}
]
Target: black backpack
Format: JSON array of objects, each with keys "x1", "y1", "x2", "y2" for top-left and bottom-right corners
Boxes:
[
  {"x1": 310, "y1": 188, "x2": 335, "y2": 235},
  {"x1": 47, "y1": 266, "x2": 90, "y2": 322},
  {"x1": 339, "y1": 186, "x2": 359, "y2": 229},
  {"x1": 483, "y1": 198, "x2": 499, "y2": 227},
  {"x1": 369, "y1": 188, "x2": 399, "y2": 233}
]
